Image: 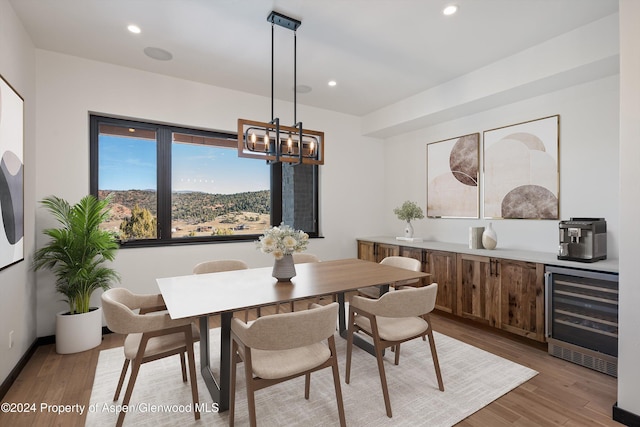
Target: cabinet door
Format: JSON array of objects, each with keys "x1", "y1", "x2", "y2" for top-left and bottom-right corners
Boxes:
[
  {"x1": 499, "y1": 259, "x2": 544, "y2": 341},
  {"x1": 400, "y1": 246, "x2": 427, "y2": 286},
  {"x1": 357, "y1": 240, "x2": 376, "y2": 262},
  {"x1": 376, "y1": 243, "x2": 400, "y2": 262},
  {"x1": 456, "y1": 253, "x2": 501, "y2": 326},
  {"x1": 427, "y1": 250, "x2": 457, "y2": 313}
]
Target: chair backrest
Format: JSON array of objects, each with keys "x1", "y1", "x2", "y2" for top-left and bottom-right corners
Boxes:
[
  {"x1": 292, "y1": 253, "x2": 320, "y2": 264},
  {"x1": 352, "y1": 283, "x2": 438, "y2": 318},
  {"x1": 101, "y1": 288, "x2": 187, "y2": 335},
  {"x1": 380, "y1": 256, "x2": 421, "y2": 284},
  {"x1": 231, "y1": 302, "x2": 338, "y2": 350},
  {"x1": 192, "y1": 259, "x2": 248, "y2": 274},
  {"x1": 380, "y1": 256, "x2": 421, "y2": 271}
]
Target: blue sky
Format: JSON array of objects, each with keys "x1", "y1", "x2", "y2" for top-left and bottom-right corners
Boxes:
[{"x1": 99, "y1": 135, "x2": 270, "y2": 194}]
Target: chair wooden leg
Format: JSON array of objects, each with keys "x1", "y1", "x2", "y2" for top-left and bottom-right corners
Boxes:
[
  {"x1": 179, "y1": 352, "x2": 187, "y2": 382},
  {"x1": 243, "y1": 349, "x2": 258, "y2": 427},
  {"x1": 329, "y1": 336, "x2": 347, "y2": 427},
  {"x1": 374, "y1": 339, "x2": 393, "y2": 418},
  {"x1": 290, "y1": 301, "x2": 295, "y2": 312},
  {"x1": 371, "y1": 318, "x2": 393, "y2": 418},
  {"x1": 118, "y1": 357, "x2": 142, "y2": 427},
  {"x1": 304, "y1": 373, "x2": 311, "y2": 399},
  {"x1": 114, "y1": 359, "x2": 130, "y2": 401},
  {"x1": 345, "y1": 310, "x2": 355, "y2": 384},
  {"x1": 426, "y1": 324, "x2": 445, "y2": 391},
  {"x1": 394, "y1": 343, "x2": 401, "y2": 365},
  {"x1": 184, "y1": 338, "x2": 200, "y2": 420}
]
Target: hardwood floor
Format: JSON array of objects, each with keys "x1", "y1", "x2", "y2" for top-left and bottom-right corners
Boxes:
[{"x1": 0, "y1": 300, "x2": 622, "y2": 427}]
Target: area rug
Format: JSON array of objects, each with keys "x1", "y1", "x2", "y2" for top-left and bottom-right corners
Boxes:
[{"x1": 86, "y1": 329, "x2": 537, "y2": 426}]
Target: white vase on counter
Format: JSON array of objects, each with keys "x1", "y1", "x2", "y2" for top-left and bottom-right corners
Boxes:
[
  {"x1": 404, "y1": 221, "x2": 414, "y2": 238},
  {"x1": 482, "y1": 222, "x2": 497, "y2": 250}
]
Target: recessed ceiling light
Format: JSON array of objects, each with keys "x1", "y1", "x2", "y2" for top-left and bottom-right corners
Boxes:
[
  {"x1": 144, "y1": 47, "x2": 173, "y2": 61},
  {"x1": 295, "y1": 84, "x2": 312, "y2": 94},
  {"x1": 127, "y1": 24, "x2": 141, "y2": 34},
  {"x1": 328, "y1": 80, "x2": 337, "y2": 87},
  {"x1": 443, "y1": 5, "x2": 458, "y2": 16}
]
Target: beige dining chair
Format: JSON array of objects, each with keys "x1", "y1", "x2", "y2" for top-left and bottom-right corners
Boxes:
[
  {"x1": 345, "y1": 283, "x2": 444, "y2": 418},
  {"x1": 229, "y1": 302, "x2": 346, "y2": 427},
  {"x1": 357, "y1": 255, "x2": 422, "y2": 299},
  {"x1": 101, "y1": 288, "x2": 200, "y2": 427},
  {"x1": 192, "y1": 259, "x2": 251, "y2": 321},
  {"x1": 287, "y1": 253, "x2": 324, "y2": 312}
]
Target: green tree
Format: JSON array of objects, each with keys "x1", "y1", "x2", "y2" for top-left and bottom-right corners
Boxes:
[{"x1": 119, "y1": 205, "x2": 157, "y2": 239}]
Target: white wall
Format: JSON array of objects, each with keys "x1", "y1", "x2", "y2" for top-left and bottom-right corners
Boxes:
[
  {"x1": 0, "y1": 0, "x2": 37, "y2": 385},
  {"x1": 617, "y1": 0, "x2": 640, "y2": 419},
  {"x1": 381, "y1": 75, "x2": 620, "y2": 256},
  {"x1": 33, "y1": 50, "x2": 385, "y2": 337}
]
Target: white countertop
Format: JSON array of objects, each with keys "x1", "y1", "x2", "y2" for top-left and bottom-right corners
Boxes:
[{"x1": 358, "y1": 236, "x2": 619, "y2": 274}]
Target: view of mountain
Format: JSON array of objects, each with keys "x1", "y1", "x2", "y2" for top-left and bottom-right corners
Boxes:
[{"x1": 98, "y1": 189, "x2": 270, "y2": 223}]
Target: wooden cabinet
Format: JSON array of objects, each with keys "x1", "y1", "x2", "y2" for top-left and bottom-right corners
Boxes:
[
  {"x1": 457, "y1": 253, "x2": 544, "y2": 341},
  {"x1": 357, "y1": 239, "x2": 545, "y2": 342},
  {"x1": 426, "y1": 250, "x2": 457, "y2": 314},
  {"x1": 357, "y1": 240, "x2": 400, "y2": 262},
  {"x1": 357, "y1": 240, "x2": 376, "y2": 262},
  {"x1": 499, "y1": 259, "x2": 544, "y2": 341},
  {"x1": 376, "y1": 243, "x2": 400, "y2": 262},
  {"x1": 456, "y1": 254, "x2": 500, "y2": 326}
]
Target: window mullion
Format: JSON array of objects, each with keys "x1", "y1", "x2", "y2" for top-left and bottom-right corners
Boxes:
[{"x1": 157, "y1": 127, "x2": 172, "y2": 240}]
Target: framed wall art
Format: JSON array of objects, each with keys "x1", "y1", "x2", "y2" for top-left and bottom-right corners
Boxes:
[
  {"x1": 0, "y1": 74, "x2": 24, "y2": 271},
  {"x1": 427, "y1": 133, "x2": 479, "y2": 218},
  {"x1": 483, "y1": 115, "x2": 559, "y2": 219}
]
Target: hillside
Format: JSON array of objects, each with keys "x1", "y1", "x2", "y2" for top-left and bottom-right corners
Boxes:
[{"x1": 98, "y1": 189, "x2": 270, "y2": 223}]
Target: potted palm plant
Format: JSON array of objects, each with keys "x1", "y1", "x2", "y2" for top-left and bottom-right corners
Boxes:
[{"x1": 33, "y1": 194, "x2": 120, "y2": 354}]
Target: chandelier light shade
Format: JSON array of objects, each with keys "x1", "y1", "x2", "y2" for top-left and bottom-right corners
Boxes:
[
  {"x1": 237, "y1": 11, "x2": 324, "y2": 165},
  {"x1": 238, "y1": 119, "x2": 324, "y2": 165}
]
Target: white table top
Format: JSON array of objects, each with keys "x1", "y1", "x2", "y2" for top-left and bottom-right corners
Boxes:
[{"x1": 157, "y1": 258, "x2": 428, "y2": 319}]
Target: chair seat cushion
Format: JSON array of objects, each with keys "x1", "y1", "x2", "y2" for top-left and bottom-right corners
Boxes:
[
  {"x1": 124, "y1": 324, "x2": 199, "y2": 360},
  {"x1": 355, "y1": 315, "x2": 428, "y2": 342},
  {"x1": 249, "y1": 342, "x2": 330, "y2": 380}
]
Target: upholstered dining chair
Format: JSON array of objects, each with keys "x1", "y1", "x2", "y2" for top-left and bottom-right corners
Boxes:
[
  {"x1": 229, "y1": 302, "x2": 346, "y2": 427},
  {"x1": 192, "y1": 259, "x2": 251, "y2": 320},
  {"x1": 287, "y1": 253, "x2": 324, "y2": 312},
  {"x1": 345, "y1": 283, "x2": 444, "y2": 418},
  {"x1": 357, "y1": 255, "x2": 422, "y2": 299},
  {"x1": 101, "y1": 288, "x2": 200, "y2": 427}
]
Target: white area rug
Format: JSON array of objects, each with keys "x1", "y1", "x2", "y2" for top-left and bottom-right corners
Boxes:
[{"x1": 86, "y1": 329, "x2": 537, "y2": 426}]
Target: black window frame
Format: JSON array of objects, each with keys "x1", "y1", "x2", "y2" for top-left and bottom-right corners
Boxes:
[{"x1": 89, "y1": 114, "x2": 320, "y2": 248}]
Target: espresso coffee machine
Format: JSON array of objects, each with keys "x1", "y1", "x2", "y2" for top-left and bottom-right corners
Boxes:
[{"x1": 558, "y1": 218, "x2": 607, "y2": 262}]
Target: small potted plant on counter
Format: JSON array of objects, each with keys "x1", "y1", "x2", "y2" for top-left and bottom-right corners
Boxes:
[{"x1": 393, "y1": 200, "x2": 424, "y2": 239}]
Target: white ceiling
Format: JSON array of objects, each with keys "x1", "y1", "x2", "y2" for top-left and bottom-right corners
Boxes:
[{"x1": 9, "y1": 0, "x2": 618, "y2": 117}]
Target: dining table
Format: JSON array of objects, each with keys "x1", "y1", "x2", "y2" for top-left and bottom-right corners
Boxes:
[{"x1": 156, "y1": 257, "x2": 429, "y2": 412}]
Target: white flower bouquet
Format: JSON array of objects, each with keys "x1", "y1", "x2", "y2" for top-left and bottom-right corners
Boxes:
[{"x1": 257, "y1": 224, "x2": 309, "y2": 260}]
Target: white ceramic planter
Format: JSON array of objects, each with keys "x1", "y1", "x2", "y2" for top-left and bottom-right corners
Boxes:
[{"x1": 55, "y1": 307, "x2": 103, "y2": 354}]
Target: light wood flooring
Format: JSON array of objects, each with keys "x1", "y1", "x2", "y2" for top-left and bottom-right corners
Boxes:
[{"x1": 0, "y1": 299, "x2": 622, "y2": 427}]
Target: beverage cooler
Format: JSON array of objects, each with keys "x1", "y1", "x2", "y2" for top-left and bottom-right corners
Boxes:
[{"x1": 545, "y1": 266, "x2": 619, "y2": 377}]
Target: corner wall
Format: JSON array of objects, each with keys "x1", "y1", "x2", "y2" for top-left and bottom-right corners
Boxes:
[
  {"x1": 617, "y1": 0, "x2": 640, "y2": 420},
  {"x1": 0, "y1": 0, "x2": 37, "y2": 386}
]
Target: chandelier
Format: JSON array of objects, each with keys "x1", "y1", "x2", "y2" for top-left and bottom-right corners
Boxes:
[{"x1": 237, "y1": 11, "x2": 324, "y2": 165}]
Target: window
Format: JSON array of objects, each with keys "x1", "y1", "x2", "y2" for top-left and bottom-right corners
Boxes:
[{"x1": 90, "y1": 115, "x2": 319, "y2": 247}]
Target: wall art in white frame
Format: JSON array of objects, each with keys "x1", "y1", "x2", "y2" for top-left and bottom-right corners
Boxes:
[
  {"x1": 427, "y1": 133, "x2": 479, "y2": 218},
  {"x1": 483, "y1": 115, "x2": 559, "y2": 219},
  {"x1": 0, "y1": 74, "x2": 24, "y2": 271}
]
